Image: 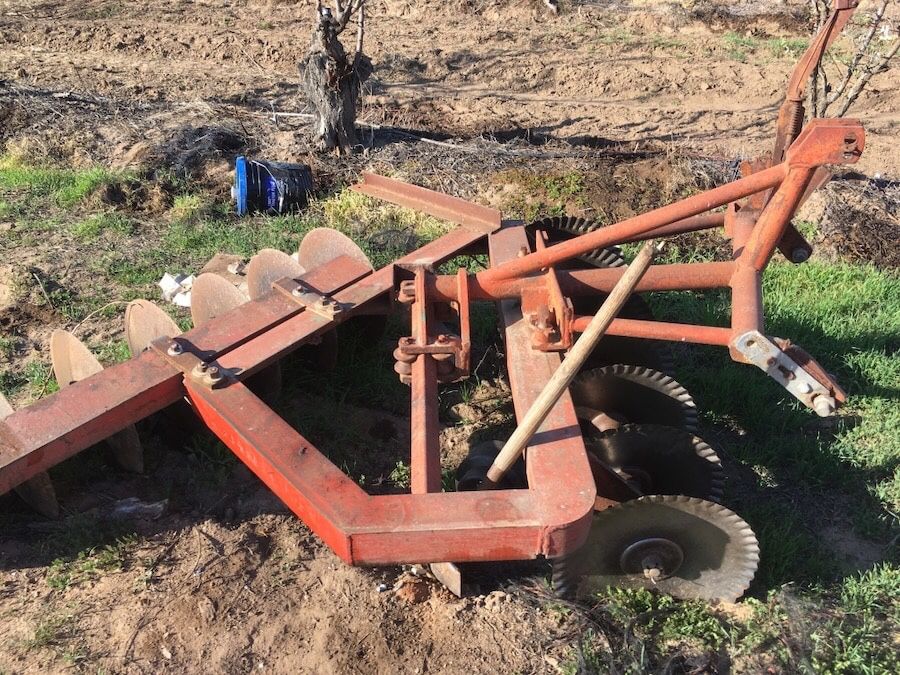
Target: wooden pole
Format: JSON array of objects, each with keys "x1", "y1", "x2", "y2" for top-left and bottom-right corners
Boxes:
[{"x1": 484, "y1": 240, "x2": 662, "y2": 486}]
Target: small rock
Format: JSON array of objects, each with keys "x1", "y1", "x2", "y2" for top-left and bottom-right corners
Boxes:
[
  {"x1": 395, "y1": 579, "x2": 430, "y2": 605},
  {"x1": 197, "y1": 595, "x2": 217, "y2": 623},
  {"x1": 161, "y1": 646, "x2": 173, "y2": 660},
  {"x1": 376, "y1": 582, "x2": 389, "y2": 593}
]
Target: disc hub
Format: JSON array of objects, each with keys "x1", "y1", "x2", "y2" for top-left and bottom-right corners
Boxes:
[{"x1": 620, "y1": 538, "x2": 684, "y2": 581}]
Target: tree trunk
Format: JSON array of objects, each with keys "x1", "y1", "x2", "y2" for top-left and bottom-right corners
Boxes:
[{"x1": 301, "y1": 21, "x2": 371, "y2": 154}]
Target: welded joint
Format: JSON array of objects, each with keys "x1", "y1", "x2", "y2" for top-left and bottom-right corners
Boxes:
[
  {"x1": 732, "y1": 331, "x2": 837, "y2": 416},
  {"x1": 150, "y1": 337, "x2": 230, "y2": 390}
]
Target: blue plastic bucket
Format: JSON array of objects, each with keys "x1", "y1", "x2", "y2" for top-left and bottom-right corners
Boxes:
[{"x1": 232, "y1": 156, "x2": 314, "y2": 216}]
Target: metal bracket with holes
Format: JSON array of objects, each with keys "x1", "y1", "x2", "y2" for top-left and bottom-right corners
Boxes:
[
  {"x1": 273, "y1": 278, "x2": 345, "y2": 320},
  {"x1": 149, "y1": 337, "x2": 229, "y2": 389},
  {"x1": 732, "y1": 331, "x2": 836, "y2": 417}
]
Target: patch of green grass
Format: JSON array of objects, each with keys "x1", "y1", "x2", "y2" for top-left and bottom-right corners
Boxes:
[
  {"x1": 565, "y1": 587, "x2": 789, "y2": 672},
  {"x1": 597, "y1": 27, "x2": 634, "y2": 45},
  {"x1": 490, "y1": 170, "x2": 586, "y2": 222},
  {"x1": 170, "y1": 193, "x2": 214, "y2": 224},
  {"x1": 810, "y1": 564, "x2": 900, "y2": 673},
  {"x1": 723, "y1": 31, "x2": 758, "y2": 62},
  {"x1": 71, "y1": 212, "x2": 133, "y2": 240},
  {"x1": 765, "y1": 37, "x2": 809, "y2": 59},
  {"x1": 0, "y1": 155, "x2": 119, "y2": 208},
  {"x1": 653, "y1": 260, "x2": 899, "y2": 522}
]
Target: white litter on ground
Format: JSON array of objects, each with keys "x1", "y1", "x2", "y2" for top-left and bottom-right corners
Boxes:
[{"x1": 158, "y1": 272, "x2": 195, "y2": 307}]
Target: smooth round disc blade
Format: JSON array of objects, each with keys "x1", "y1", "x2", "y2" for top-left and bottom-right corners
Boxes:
[
  {"x1": 0, "y1": 392, "x2": 60, "y2": 518},
  {"x1": 570, "y1": 365, "x2": 698, "y2": 435},
  {"x1": 298, "y1": 228, "x2": 373, "y2": 273},
  {"x1": 50, "y1": 329, "x2": 103, "y2": 387},
  {"x1": 191, "y1": 273, "x2": 247, "y2": 327},
  {"x1": 587, "y1": 424, "x2": 724, "y2": 502},
  {"x1": 246, "y1": 248, "x2": 306, "y2": 301},
  {"x1": 124, "y1": 300, "x2": 181, "y2": 356},
  {"x1": 568, "y1": 495, "x2": 759, "y2": 602},
  {"x1": 49, "y1": 330, "x2": 143, "y2": 473}
]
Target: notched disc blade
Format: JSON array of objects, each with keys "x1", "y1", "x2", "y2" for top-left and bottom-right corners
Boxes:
[
  {"x1": 298, "y1": 228, "x2": 373, "y2": 273},
  {"x1": 124, "y1": 299, "x2": 181, "y2": 356},
  {"x1": 587, "y1": 424, "x2": 724, "y2": 502},
  {"x1": 571, "y1": 495, "x2": 759, "y2": 602},
  {"x1": 571, "y1": 365, "x2": 698, "y2": 435},
  {"x1": 49, "y1": 330, "x2": 144, "y2": 473},
  {"x1": 1, "y1": 392, "x2": 60, "y2": 518},
  {"x1": 191, "y1": 273, "x2": 247, "y2": 328},
  {"x1": 246, "y1": 248, "x2": 306, "y2": 301}
]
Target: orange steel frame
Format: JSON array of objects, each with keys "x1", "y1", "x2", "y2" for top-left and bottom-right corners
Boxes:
[
  {"x1": 0, "y1": 1, "x2": 865, "y2": 566},
  {"x1": 0, "y1": 116, "x2": 863, "y2": 566}
]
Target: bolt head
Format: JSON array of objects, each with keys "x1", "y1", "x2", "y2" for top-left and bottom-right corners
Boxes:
[
  {"x1": 436, "y1": 334, "x2": 449, "y2": 344},
  {"x1": 167, "y1": 342, "x2": 183, "y2": 356}
]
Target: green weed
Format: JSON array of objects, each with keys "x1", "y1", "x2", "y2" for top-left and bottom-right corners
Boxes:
[
  {"x1": 46, "y1": 535, "x2": 137, "y2": 591},
  {"x1": 389, "y1": 460, "x2": 411, "y2": 488}
]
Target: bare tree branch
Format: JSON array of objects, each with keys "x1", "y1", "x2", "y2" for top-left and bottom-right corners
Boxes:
[
  {"x1": 355, "y1": 2, "x2": 365, "y2": 63},
  {"x1": 827, "y1": 0, "x2": 888, "y2": 106},
  {"x1": 838, "y1": 36, "x2": 900, "y2": 115}
]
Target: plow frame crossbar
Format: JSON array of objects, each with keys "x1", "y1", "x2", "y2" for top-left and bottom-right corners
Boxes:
[{"x1": 0, "y1": 117, "x2": 862, "y2": 566}]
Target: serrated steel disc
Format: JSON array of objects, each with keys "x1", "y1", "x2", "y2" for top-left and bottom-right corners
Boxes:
[
  {"x1": 570, "y1": 365, "x2": 698, "y2": 435},
  {"x1": 298, "y1": 228, "x2": 373, "y2": 273},
  {"x1": 0, "y1": 392, "x2": 59, "y2": 518},
  {"x1": 190, "y1": 273, "x2": 248, "y2": 328},
  {"x1": 570, "y1": 495, "x2": 759, "y2": 602},
  {"x1": 246, "y1": 248, "x2": 306, "y2": 301},
  {"x1": 587, "y1": 424, "x2": 724, "y2": 502},
  {"x1": 124, "y1": 300, "x2": 181, "y2": 356},
  {"x1": 50, "y1": 330, "x2": 143, "y2": 473},
  {"x1": 529, "y1": 216, "x2": 626, "y2": 269},
  {"x1": 579, "y1": 294, "x2": 677, "y2": 377}
]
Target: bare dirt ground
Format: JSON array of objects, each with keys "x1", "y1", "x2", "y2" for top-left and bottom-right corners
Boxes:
[
  {"x1": 1, "y1": 0, "x2": 898, "y2": 175},
  {"x1": 0, "y1": 1, "x2": 898, "y2": 674}
]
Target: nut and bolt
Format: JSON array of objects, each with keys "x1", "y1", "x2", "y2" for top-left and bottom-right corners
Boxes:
[
  {"x1": 436, "y1": 334, "x2": 450, "y2": 344},
  {"x1": 813, "y1": 395, "x2": 836, "y2": 417}
]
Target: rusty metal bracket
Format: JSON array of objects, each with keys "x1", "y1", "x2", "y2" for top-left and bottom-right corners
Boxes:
[
  {"x1": 273, "y1": 278, "x2": 345, "y2": 320},
  {"x1": 149, "y1": 336, "x2": 229, "y2": 389},
  {"x1": 732, "y1": 331, "x2": 837, "y2": 416}
]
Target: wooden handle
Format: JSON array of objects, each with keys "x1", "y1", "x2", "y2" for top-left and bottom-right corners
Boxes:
[{"x1": 484, "y1": 240, "x2": 662, "y2": 486}]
